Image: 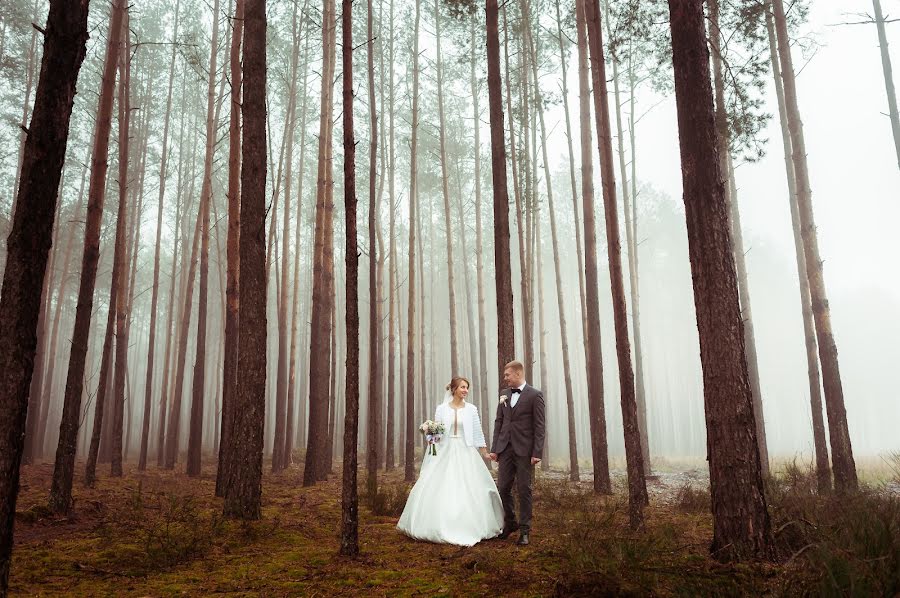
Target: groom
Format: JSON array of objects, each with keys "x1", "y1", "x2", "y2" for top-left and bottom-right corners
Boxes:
[{"x1": 489, "y1": 360, "x2": 546, "y2": 546}]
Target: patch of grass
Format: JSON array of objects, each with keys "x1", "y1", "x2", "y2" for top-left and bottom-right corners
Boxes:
[
  {"x1": 365, "y1": 481, "x2": 411, "y2": 517},
  {"x1": 673, "y1": 482, "x2": 710, "y2": 514},
  {"x1": 769, "y1": 462, "x2": 900, "y2": 597}
]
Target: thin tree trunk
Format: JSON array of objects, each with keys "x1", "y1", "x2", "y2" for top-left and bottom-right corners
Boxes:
[
  {"x1": 554, "y1": 0, "x2": 588, "y2": 362},
  {"x1": 303, "y1": 0, "x2": 338, "y2": 486},
  {"x1": 217, "y1": 0, "x2": 244, "y2": 496},
  {"x1": 666, "y1": 0, "x2": 772, "y2": 559},
  {"x1": 434, "y1": 0, "x2": 459, "y2": 375},
  {"x1": 404, "y1": 0, "x2": 421, "y2": 482},
  {"x1": 0, "y1": 0, "x2": 89, "y2": 587},
  {"x1": 603, "y1": 3, "x2": 650, "y2": 475},
  {"x1": 340, "y1": 0, "x2": 361, "y2": 553},
  {"x1": 468, "y1": 19, "x2": 490, "y2": 446},
  {"x1": 575, "y1": 0, "x2": 610, "y2": 495},
  {"x1": 273, "y1": 0, "x2": 303, "y2": 473},
  {"x1": 285, "y1": 28, "x2": 313, "y2": 470},
  {"x1": 526, "y1": 6, "x2": 578, "y2": 481},
  {"x1": 48, "y1": 0, "x2": 125, "y2": 514},
  {"x1": 110, "y1": 14, "x2": 132, "y2": 478},
  {"x1": 873, "y1": 0, "x2": 900, "y2": 170},
  {"x1": 140, "y1": 0, "x2": 181, "y2": 472},
  {"x1": 486, "y1": 0, "x2": 515, "y2": 374},
  {"x1": 222, "y1": 0, "x2": 266, "y2": 519},
  {"x1": 186, "y1": 0, "x2": 222, "y2": 477},
  {"x1": 364, "y1": 0, "x2": 380, "y2": 499},
  {"x1": 772, "y1": 0, "x2": 858, "y2": 494},
  {"x1": 764, "y1": 4, "x2": 831, "y2": 493}
]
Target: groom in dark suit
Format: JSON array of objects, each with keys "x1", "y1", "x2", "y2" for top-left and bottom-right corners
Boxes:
[{"x1": 489, "y1": 360, "x2": 546, "y2": 546}]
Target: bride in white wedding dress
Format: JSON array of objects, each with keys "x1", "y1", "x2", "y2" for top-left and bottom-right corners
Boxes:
[{"x1": 397, "y1": 377, "x2": 504, "y2": 546}]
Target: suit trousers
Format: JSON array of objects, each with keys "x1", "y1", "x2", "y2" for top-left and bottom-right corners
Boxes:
[{"x1": 497, "y1": 449, "x2": 533, "y2": 533}]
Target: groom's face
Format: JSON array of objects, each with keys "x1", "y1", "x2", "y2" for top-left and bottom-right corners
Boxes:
[{"x1": 503, "y1": 367, "x2": 523, "y2": 388}]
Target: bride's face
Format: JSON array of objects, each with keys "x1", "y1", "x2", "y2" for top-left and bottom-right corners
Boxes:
[{"x1": 455, "y1": 382, "x2": 469, "y2": 400}]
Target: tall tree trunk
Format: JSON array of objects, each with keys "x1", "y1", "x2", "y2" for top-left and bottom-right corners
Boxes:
[
  {"x1": 434, "y1": 0, "x2": 459, "y2": 375},
  {"x1": 273, "y1": 0, "x2": 303, "y2": 473},
  {"x1": 708, "y1": 0, "x2": 768, "y2": 478},
  {"x1": 527, "y1": 6, "x2": 579, "y2": 481},
  {"x1": 217, "y1": 0, "x2": 244, "y2": 496},
  {"x1": 340, "y1": 0, "x2": 361, "y2": 554},
  {"x1": 365, "y1": 0, "x2": 380, "y2": 499},
  {"x1": 10, "y1": 0, "x2": 41, "y2": 221},
  {"x1": 110, "y1": 14, "x2": 132, "y2": 478},
  {"x1": 469, "y1": 18, "x2": 490, "y2": 445},
  {"x1": 48, "y1": 0, "x2": 125, "y2": 514},
  {"x1": 502, "y1": 7, "x2": 530, "y2": 375},
  {"x1": 575, "y1": 0, "x2": 610, "y2": 495},
  {"x1": 404, "y1": 0, "x2": 421, "y2": 483},
  {"x1": 603, "y1": 3, "x2": 650, "y2": 475},
  {"x1": 304, "y1": 0, "x2": 338, "y2": 486},
  {"x1": 0, "y1": 0, "x2": 89, "y2": 588},
  {"x1": 554, "y1": 0, "x2": 588, "y2": 363},
  {"x1": 223, "y1": 0, "x2": 266, "y2": 519},
  {"x1": 771, "y1": 0, "x2": 858, "y2": 494},
  {"x1": 385, "y1": 0, "x2": 398, "y2": 471},
  {"x1": 140, "y1": 0, "x2": 181, "y2": 472},
  {"x1": 667, "y1": 0, "x2": 773, "y2": 560},
  {"x1": 186, "y1": 0, "x2": 222, "y2": 477},
  {"x1": 764, "y1": 4, "x2": 831, "y2": 493},
  {"x1": 872, "y1": 0, "x2": 900, "y2": 170},
  {"x1": 285, "y1": 28, "x2": 313, "y2": 470},
  {"x1": 485, "y1": 0, "x2": 515, "y2": 374}
]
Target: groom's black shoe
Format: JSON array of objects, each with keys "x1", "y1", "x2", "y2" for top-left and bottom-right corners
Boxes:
[
  {"x1": 516, "y1": 532, "x2": 530, "y2": 546},
  {"x1": 497, "y1": 524, "x2": 519, "y2": 540}
]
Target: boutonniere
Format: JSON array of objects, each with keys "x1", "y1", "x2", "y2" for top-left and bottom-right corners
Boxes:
[{"x1": 499, "y1": 394, "x2": 508, "y2": 405}]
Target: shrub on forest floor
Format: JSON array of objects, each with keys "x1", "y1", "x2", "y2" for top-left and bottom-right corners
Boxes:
[
  {"x1": 364, "y1": 482, "x2": 411, "y2": 517},
  {"x1": 673, "y1": 482, "x2": 710, "y2": 514},
  {"x1": 93, "y1": 483, "x2": 225, "y2": 575},
  {"x1": 769, "y1": 463, "x2": 900, "y2": 597}
]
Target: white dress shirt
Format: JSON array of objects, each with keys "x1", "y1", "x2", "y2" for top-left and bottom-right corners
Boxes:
[{"x1": 510, "y1": 382, "x2": 527, "y2": 408}]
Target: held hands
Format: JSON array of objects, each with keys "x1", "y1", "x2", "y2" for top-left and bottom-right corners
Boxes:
[
  {"x1": 531, "y1": 457, "x2": 541, "y2": 465},
  {"x1": 488, "y1": 453, "x2": 498, "y2": 462}
]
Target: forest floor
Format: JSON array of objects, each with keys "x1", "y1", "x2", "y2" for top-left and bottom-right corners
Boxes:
[{"x1": 10, "y1": 454, "x2": 900, "y2": 597}]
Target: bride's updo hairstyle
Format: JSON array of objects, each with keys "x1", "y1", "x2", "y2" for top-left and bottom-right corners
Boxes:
[{"x1": 446, "y1": 376, "x2": 471, "y2": 397}]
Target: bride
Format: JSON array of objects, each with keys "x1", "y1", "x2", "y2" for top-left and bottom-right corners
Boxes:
[{"x1": 397, "y1": 376, "x2": 504, "y2": 546}]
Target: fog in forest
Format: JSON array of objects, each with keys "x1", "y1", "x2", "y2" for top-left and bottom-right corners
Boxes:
[{"x1": 1, "y1": 0, "x2": 897, "y2": 480}]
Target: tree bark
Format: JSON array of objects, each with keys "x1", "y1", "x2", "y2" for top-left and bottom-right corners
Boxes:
[
  {"x1": 222, "y1": 0, "x2": 266, "y2": 519},
  {"x1": 771, "y1": 0, "x2": 858, "y2": 494},
  {"x1": 303, "y1": 0, "x2": 338, "y2": 486},
  {"x1": 385, "y1": 0, "x2": 398, "y2": 471},
  {"x1": 575, "y1": 0, "x2": 610, "y2": 495},
  {"x1": 708, "y1": 0, "x2": 769, "y2": 478},
  {"x1": 667, "y1": 0, "x2": 773, "y2": 560},
  {"x1": 404, "y1": 0, "x2": 421, "y2": 483},
  {"x1": 186, "y1": 0, "x2": 222, "y2": 477},
  {"x1": 764, "y1": 4, "x2": 831, "y2": 493},
  {"x1": 603, "y1": 3, "x2": 650, "y2": 476},
  {"x1": 485, "y1": 0, "x2": 515, "y2": 375},
  {"x1": 340, "y1": 0, "x2": 361, "y2": 554},
  {"x1": 110, "y1": 13, "x2": 132, "y2": 477},
  {"x1": 217, "y1": 0, "x2": 244, "y2": 496},
  {"x1": 0, "y1": 0, "x2": 89, "y2": 588},
  {"x1": 364, "y1": 0, "x2": 380, "y2": 500},
  {"x1": 48, "y1": 0, "x2": 125, "y2": 514}
]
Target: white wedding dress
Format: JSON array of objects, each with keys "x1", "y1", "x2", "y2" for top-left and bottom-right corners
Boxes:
[{"x1": 397, "y1": 407, "x2": 504, "y2": 546}]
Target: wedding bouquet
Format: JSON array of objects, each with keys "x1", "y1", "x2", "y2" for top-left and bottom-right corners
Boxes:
[{"x1": 419, "y1": 420, "x2": 445, "y2": 456}]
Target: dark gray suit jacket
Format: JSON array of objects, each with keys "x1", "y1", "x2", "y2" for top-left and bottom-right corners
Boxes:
[{"x1": 491, "y1": 385, "x2": 546, "y2": 459}]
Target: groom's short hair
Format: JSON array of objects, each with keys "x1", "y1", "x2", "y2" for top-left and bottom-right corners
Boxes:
[{"x1": 504, "y1": 360, "x2": 525, "y2": 373}]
